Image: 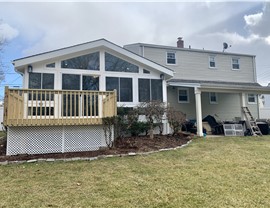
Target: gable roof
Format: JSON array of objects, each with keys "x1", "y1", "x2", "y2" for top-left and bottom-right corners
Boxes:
[
  {"x1": 13, "y1": 39, "x2": 174, "y2": 79},
  {"x1": 124, "y1": 42, "x2": 256, "y2": 57}
]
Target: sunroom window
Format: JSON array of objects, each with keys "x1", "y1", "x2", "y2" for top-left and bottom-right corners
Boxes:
[
  {"x1": 106, "y1": 77, "x2": 133, "y2": 102},
  {"x1": 105, "y1": 52, "x2": 139, "y2": 73},
  {"x1": 138, "y1": 79, "x2": 163, "y2": 102},
  {"x1": 61, "y1": 52, "x2": 99, "y2": 70}
]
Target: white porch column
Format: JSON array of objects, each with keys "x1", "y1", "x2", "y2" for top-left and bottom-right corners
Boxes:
[
  {"x1": 162, "y1": 80, "x2": 170, "y2": 135},
  {"x1": 240, "y1": 92, "x2": 246, "y2": 120},
  {"x1": 195, "y1": 87, "x2": 203, "y2": 137}
]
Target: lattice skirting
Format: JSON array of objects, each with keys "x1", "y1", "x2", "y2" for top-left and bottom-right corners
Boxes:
[{"x1": 7, "y1": 125, "x2": 109, "y2": 155}]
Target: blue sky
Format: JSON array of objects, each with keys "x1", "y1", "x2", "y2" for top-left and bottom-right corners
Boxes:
[{"x1": 0, "y1": 1, "x2": 270, "y2": 101}]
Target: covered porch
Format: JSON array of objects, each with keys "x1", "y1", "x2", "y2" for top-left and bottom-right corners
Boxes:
[{"x1": 168, "y1": 79, "x2": 270, "y2": 136}]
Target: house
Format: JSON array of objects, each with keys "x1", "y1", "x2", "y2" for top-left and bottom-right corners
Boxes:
[
  {"x1": 4, "y1": 38, "x2": 270, "y2": 155},
  {"x1": 4, "y1": 39, "x2": 173, "y2": 155},
  {"x1": 124, "y1": 37, "x2": 270, "y2": 136}
]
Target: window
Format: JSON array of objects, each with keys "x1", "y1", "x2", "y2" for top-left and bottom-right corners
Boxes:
[
  {"x1": 61, "y1": 52, "x2": 99, "y2": 70},
  {"x1": 105, "y1": 52, "x2": 139, "y2": 73},
  {"x1": 82, "y1": 76, "x2": 99, "y2": 91},
  {"x1": 62, "y1": 74, "x2": 80, "y2": 90},
  {"x1": 143, "y1": 69, "x2": 150, "y2": 74},
  {"x1": 178, "y1": 88, "x2": 189, "y2": 103},
  {"x1": 46, "y1": 63, "x2": 55, "y2": 68},
  {"x1": 209, "y1": 92, "x2": 218, "y2": 104},
  {"x1": 209, "y1": 56, "x2": 216, "y2": 68},
  {"x1": 138, "y1": 79, "x2": 163, "y2": 102},
  {"x1": 106, "y1": 77, "x2": 133, "y2": 102},
  {"x1": 232, "y1": 58, "x2": 240, "y2": 70},
  {"x1": 167, "y1": 52, "x2": 176, "y2": 64},
  {"x1": 248, "y1": 94, "x2": 256, "y2": 104},
  {"x1": 28, "y1": 73, "x2": 54, "y2": 100}
]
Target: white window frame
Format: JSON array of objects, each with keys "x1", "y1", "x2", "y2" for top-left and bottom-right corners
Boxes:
[
  {"x1": 209, "y1": 55, "x2": 216, "y2": 69},
  {"x1": 209, "y1": 92, "x2": 218, "y2": 104},
  {"x1": 178, "y1": 88, "x2": 189, "y2": 103},
  {"x1": 248, "y1": 94, "x2": 257, "y2": 104},
  {"x1": 166, "y1": 52, "x2": 176, "y2": 65},
  {"x1": 232, "y1": 57, "x2": 240, "y2": 70}
]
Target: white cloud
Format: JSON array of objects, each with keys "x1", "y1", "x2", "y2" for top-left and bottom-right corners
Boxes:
[
  {"x1": 265, "y1": 36, "x2": 270, "y2": 45},
  {"x1": 0, "y1": 23, "x2": 19, "y2": 41},
  {"x1": 244, "y1": 12, "x2": 263, "y2": 26}
]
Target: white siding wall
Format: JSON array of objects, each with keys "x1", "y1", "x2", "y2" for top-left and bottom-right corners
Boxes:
[{"x1": 141, "y1": 47, "x2": 255, "y2": 83}]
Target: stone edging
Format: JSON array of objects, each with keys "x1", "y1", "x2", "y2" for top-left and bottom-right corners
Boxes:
[{"x1": 0, "y1": 140, "x2": 192, "y2": 166}]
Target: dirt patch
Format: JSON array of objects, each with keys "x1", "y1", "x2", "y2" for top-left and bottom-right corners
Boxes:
[{"x1": 0, "y1": 134, "x2": 193, "y2": 162}]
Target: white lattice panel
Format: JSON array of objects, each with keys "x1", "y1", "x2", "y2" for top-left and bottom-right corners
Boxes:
[
  {"x1": 7, "y1": 125, "x2": 106, "y2": 155},
  {"x1": 64, "y1": 125, "x2": 103, "y2": 152}
]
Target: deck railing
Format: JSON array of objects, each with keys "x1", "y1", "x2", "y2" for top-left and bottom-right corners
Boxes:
[{"x1": 3, "y1": 87, "x2": 117, "y2": 127}]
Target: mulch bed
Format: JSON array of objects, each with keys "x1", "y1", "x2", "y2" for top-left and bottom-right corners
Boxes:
[{"x1": 0, "y1": 133, "x2": 193, "y2": 162}]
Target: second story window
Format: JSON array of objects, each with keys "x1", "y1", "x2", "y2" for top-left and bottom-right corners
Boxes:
[
  {"x1": 209, "y1": 56, "x2": 216, "y2": 68},
  {"x1": 167, "y1": 52, "x2": 176, "y2": 64},
  {"x1": 232, "y1": 58, "x2": 240, "y2": 70}
]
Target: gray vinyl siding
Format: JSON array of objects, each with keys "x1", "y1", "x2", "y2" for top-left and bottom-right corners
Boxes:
[
  {"x1": 167, "y1": 87, "x2": 259, "y2": 121},
  {"x1": 143, "y1": 47, "x2": 256, "y2": 83},
  {"x1": 124, "y1": 44, "x2": 143, "y2": 56}
]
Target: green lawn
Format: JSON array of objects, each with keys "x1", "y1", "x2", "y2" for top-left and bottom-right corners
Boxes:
[{"x1": 1, "y1": 136, "x2": 270, "y2": 208}]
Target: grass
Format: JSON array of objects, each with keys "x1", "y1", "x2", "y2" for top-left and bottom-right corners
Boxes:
[{"x1": 1, "y1": 136, "x2": 270, "y2": 207}]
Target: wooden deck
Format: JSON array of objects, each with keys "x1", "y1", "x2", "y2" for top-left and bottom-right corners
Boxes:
[{"x1": 3, "y1": 87, "x2": 117, "y2": 127}]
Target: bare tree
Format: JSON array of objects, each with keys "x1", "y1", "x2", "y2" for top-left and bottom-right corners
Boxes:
[
  {"x1": 138, "y1": 101, "x2": 166, "y2": 139},
  {"x1": 167, "y1": 107, "x2": 186, "y2": 135},
  {"x1": 0, "y1": 23, "x2": 6, "y2": 84}
]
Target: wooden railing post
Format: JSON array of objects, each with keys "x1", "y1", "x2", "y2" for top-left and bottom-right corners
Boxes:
[{"x1": 3, "y1": 86, "x2": 9, "y2": 126}]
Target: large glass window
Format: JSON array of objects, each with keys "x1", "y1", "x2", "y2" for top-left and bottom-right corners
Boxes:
[
  {"x1": 139, "y1": 79, "x2": 163, "y2": 102},
  {"x1": 83, "y1": 76, "x2": 99, "y2": 91},
  {"x1": 105, "y1": 52, "x2": 139, "y2": 73},
  {"x1": 62, "y1": 74, "x2": 80, "y2": 116},
  {"x1": 61, "y1": 52, "x2": 99, "y2": 70},
  {"x1": 62, "y1": 74, "x2": 80, "y2": 90},
  {"x1": 139, "y1": 79, "x2": 150, "y2": 102},
  {"x1": 82, "y1": 76, "x2": 99, "y2": 116},
  {"x1": 106, "y1": 77, "x2": 133, "y2": 102},
  {"x1": 28, "y1": 73, "x2": 54, "y2": 100}
]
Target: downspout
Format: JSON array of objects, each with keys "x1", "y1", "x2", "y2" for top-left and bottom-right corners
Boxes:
[{"x1": 253, "y1": 56, "x2": 257, "y2": 83}]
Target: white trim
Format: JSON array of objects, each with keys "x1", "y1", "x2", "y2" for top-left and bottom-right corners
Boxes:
[
  {"x1": 178, "y1": 88, "x2": 189, "y2": 103},
  {"x1": 209, "y1": 92, "x2": 218, "y2": 104},
  {"x1": 13, "y1": 39, "x2": 174, "y2": 79}
]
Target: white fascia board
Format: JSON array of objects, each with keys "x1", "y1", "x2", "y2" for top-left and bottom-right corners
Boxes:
[
  {"x1": 168, "y1": 82, "x2": 201, "y2": 88},
  {"x1": 200, "y1": 85, "x2": 270, "y2": 94},
  {"x1": 13, "y1": 40, "x2": 105, "y2": 68}
]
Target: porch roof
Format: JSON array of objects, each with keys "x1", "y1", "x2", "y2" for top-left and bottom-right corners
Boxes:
[{"x1": 168, "y1": 79, "x2": 270, "y2": 94}]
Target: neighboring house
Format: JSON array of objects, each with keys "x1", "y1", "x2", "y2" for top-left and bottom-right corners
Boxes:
[
  {"x1": 4, "y1": 39, "x2": 173, "y2": 155},
  {"x1": 124, "y1": 38, "x2": 270, "y2": 136}
]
